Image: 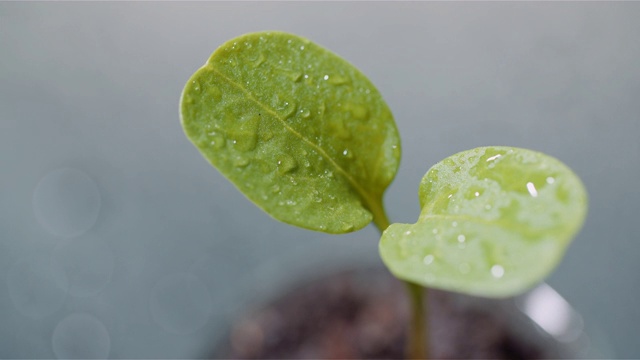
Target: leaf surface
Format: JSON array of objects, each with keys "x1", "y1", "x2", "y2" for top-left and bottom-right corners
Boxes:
[
  {"x1": 379, "y1": 147, "x2": 587, "y2": 297},
  {"x1": 180, "y1": 31, "x2": 400, "y2": 233}
]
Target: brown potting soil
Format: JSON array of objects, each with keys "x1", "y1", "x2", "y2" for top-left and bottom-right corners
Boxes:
[{"x1": 218, "y1": 269, "x2": 544, "y2": 359}]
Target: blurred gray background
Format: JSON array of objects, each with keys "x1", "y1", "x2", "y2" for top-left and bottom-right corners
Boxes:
[{"x1": 1, "y1": 2, "x2": 638, "y2": 358}]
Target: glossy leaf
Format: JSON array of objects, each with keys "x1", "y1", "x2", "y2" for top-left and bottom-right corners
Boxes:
[
  {"x1": 180, "y1": 31, "x2": 400, "y2": 233},
  {"x1": 379, "y1": 147, "x2": 588, "y2": 297}
]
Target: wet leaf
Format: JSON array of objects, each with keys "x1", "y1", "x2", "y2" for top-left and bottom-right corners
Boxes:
[
  {"x1": 379, "y1": 147, "x2": 588, "y2": 297},
  {"x1": 180, "y1": 31, "x2": 400, "y2": 233}
]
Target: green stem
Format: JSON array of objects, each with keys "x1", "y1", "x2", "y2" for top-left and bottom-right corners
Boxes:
[
  {"x1": 406, "y1": 282, "x2": 429, "y2": 359},
  {"x1": 373, "y1": 201, "x2": 429, "y2": 360},
  {"x1": 370, "y1": 196, "x2": 391, "y2": 232}
]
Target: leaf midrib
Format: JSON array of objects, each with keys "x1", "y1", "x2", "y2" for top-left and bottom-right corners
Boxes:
[
  {"x1": 419, "y1": 213, "x2": 567, "y2": 238},
  {"x1": 208, "y1": 64, "x2": 381, "y2": 217}
]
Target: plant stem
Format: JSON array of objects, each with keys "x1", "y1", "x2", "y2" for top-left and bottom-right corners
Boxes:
[
  {"x1": 406, "y1": 281, "x2": 429, "y2": 359},
  {"x1": 370, "y1": 196, "x2": 391, "y2": 231},
  {"x1": 374, "y1": 202, "x2": 429, "y2": 359}
]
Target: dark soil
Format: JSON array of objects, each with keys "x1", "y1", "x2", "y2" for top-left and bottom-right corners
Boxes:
[{"x1": 217, "y1": 269, "x2": 548, "y2": 359}]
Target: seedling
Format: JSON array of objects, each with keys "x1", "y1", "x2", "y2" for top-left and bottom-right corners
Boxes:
[{"x1": 180, "y1": 31, "x2": 587, "y2": 359}]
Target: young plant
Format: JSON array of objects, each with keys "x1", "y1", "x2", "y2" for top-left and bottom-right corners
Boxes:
[{"x1": 180, "y1": 31, "x2": 588, "y2": 359}]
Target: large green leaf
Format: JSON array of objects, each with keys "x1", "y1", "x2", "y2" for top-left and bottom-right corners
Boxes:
[
  {"x1": 180, "y1": 31, "x2": 400, "y2": 233},
  {"x1": 380, "y1": 147, "x2": 588, "y2": 297}
]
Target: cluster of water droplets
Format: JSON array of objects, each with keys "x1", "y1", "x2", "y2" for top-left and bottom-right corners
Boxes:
[{"x1": 414, "y1": 148, "x2": 574, "y2": 284}]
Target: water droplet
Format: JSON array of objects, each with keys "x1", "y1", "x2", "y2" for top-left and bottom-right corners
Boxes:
[
  {"x1": 299, "y1": 108, "x2": 311, "y2": 118},
  {"x1": 284, "y1": 71, "x2": 302, "y2": 82},
  {"x1": 33, "y1": 168, "x2": 101, "y2": 239},
  {"x1": 271, "y1": 185, "x2": 280, "y2": 194},
  {"x1": 348, "y1": 103, "x2": 368, "y2": 120},
  {"x1": 404, "y1": 230, "x2": 412, "y2": 236},
  {"x1": 210, "y1": 136, "x2": 225, "y2": 149},
  {"x1": 207, "y1": 85, "x2": 222, "y2": 100},
  {"x1": 277, "y1": 99, "x2": 297, "y2": 119},
  {"x1": 319, "y1": 225, "x2": 326, "y2": 230},
  {"x1": 452, "y1": 221, "x2": 458, "y2": 227},
  {"x1": 323, "y1": 75, "x2": 329, "y2": 80},
  {"x1": 485, "y1": 204, "x2": 492, "y2": 210},
  {"x1": 328, "y1": 75, "x2": 348, "y2": 85},
  {"x1": 491, "y1": 265, "x2": 505, "y2": 278},
  {"x1": 546, "y1": 177, "x2": 555, "y2": 184},
  {"x1": 486, "y1": 154, "x2": 502, "y2": 162},
  {"x1": 475, "y1": 191, "x2": 480, "y2": 197},
  {"x1": 234, "y1": 157, "x2": 249, "y2": 168},
  {"x1": 234, "y1": 115, "x2": 260, "y2": 151},
  {"x1": 277, "y1": 154, "x2": 298, "y2": 175},
  {"x1": 423, "y1": 254, "x2": 434, "y2": 265},
  {"x1": 192, "y1": 80, "x2": 201, "y2": 92},
  {"x1": 342, "y1": 149, "x2": 348, "y2": 156},
  {"x1": 314, "y1": 197, "x2": 322, "y2": 203},
  {"x1": 52, "y1": 313, "x2": 111, "y2": 359},
  {"x1": 184, "y1": 95, "x2": 195, "y2": 104},
  {"x1": 448, "y1": 194, "x2": 453, "y2": 199},
  {"x1": 526, "y1": 182, "x2": 539, "y2": 197},
  {"x1": 150, "y1": 273, "x2": 212, "y2": 334},
  {"x1": 342, "y1": 223, "x2": 355, "y2": 232},
  {"x1": 432, "y1": 229, "x2": 438, "y2": 234},
  {"x1": 249, "y1": 53, "x2": 266, "y2": 68},
  {"x1": 300, "y1": 45, "x2": 305, "y2": 50},
  {"x1": 286, "y1": 200, "x2": 297, "y2": 206},
  {"x1": 457, "y1": 234, "x2": 466, "y2": 243},
  {"x1": 262, "y1": 129, "x2": 274, "y2": 141}
]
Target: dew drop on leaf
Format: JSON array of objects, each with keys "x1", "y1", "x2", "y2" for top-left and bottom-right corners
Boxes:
[
  {"x1": 234, "y1": 157, "x2": 249, "y2": 168},
  {"x1": 491, "y1": 265, "x2": 505, "y2": 279},
  {"x1": 299, "y1": 108, "x2": 311, "y2": 118},
  {"x1": 349, "y1": 103, "x2": 368, "y2": 121},
  {"x1": 328, "y1": 75, "x2": 348, "y2": 85}
]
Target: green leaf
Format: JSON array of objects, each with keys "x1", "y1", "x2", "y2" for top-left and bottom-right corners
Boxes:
[
  {"x1": 379, "y1": 147, "x2": 588, "y2": 297},
  {"x1": 180, "y1": 31, "x2": 400, "y2": 233}
]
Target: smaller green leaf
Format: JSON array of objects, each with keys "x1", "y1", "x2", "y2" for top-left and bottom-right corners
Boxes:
[{"x1": 379, "y1": 147, "x2": 588, "y2": 298}]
